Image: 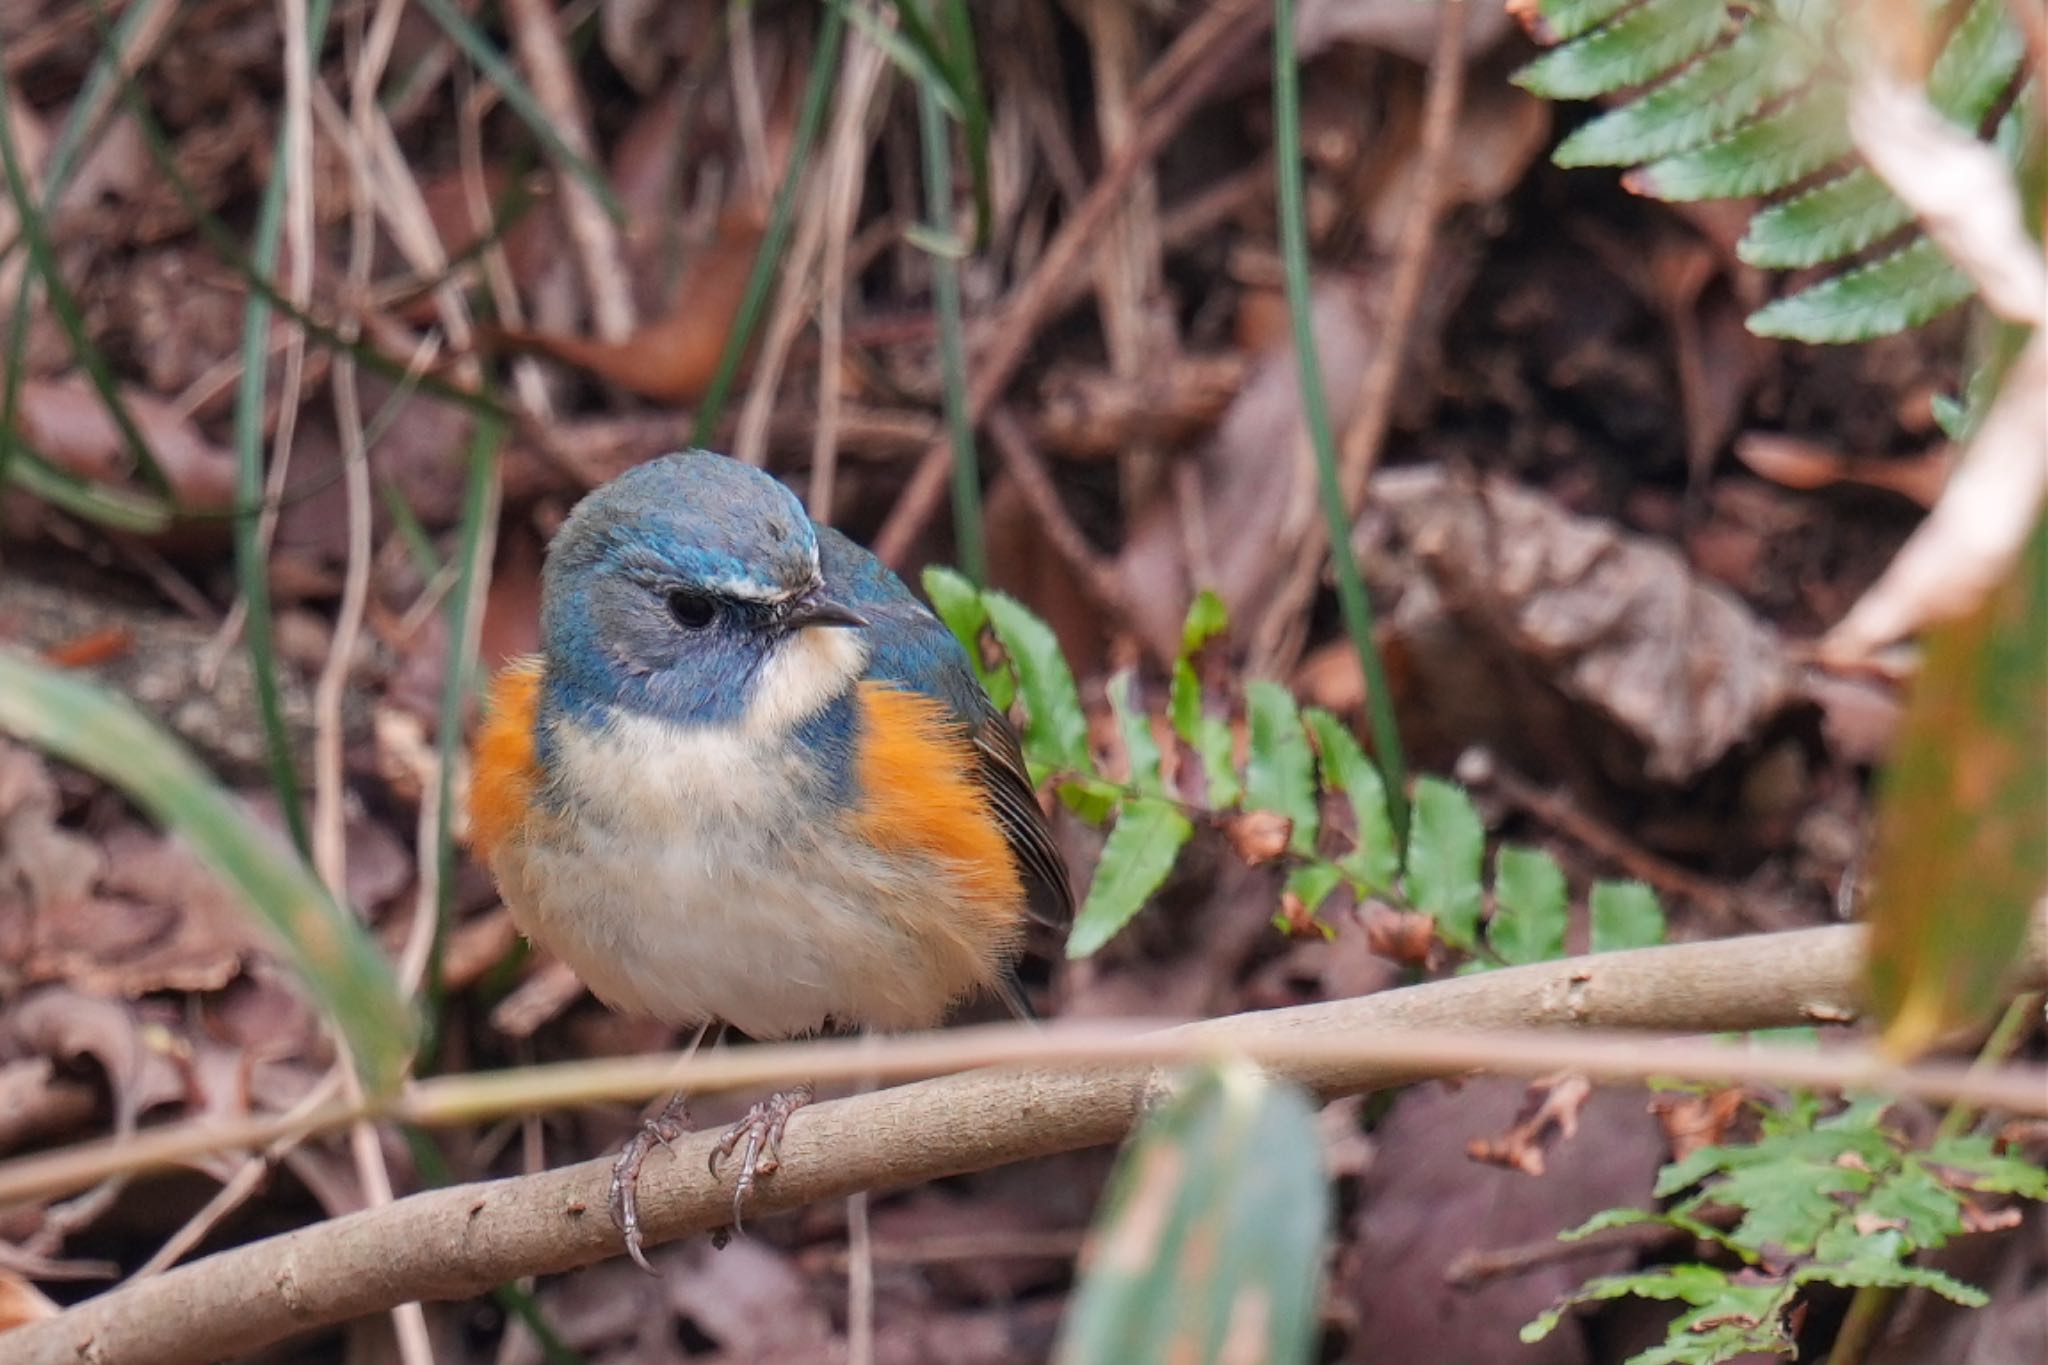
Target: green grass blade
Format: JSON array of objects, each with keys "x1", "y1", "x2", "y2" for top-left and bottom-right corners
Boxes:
[
  {"x1": 4, "y1": 445, "x2": 177, "y2": 533},
  {"x1": 228, "y1": 0, "x2": 337, "y2": 858},
  {"x1": 917, "y1": 67, "x2": 985, "y2": 584},
  {"x1": 0, "y1": 65, "x2": 170, "y2": 497},
  {"x1": 1055, "y1": 1062, "x2": 1329, "y2": 1364},
  {"x1": 1272, "y1": 0, "x2": 1410, "y2": 844},
  {"x1": 692, "y1": 4, "x2": 847, "y2": 446},
  {"x1": 0, "y1": 650, "x2": 416, "y2": 1094},
  {"x1": 410, "y1": 0, "x2": 622, "y2": 223}
]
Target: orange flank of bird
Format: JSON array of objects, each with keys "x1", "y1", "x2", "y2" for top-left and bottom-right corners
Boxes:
[
  {"x1": 853, "y1": 682, "x2": 1027, "y2": 935},
  {"x1": 471, "y1": 657, "x2": 545, "y2": 863}
]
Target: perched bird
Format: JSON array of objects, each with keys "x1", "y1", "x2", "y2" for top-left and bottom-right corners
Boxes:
[{"x1": 469, "y1": 450, "x2": 1070, "y2": 1268}]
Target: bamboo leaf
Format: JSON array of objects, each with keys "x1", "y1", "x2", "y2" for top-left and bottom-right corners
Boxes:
[
  {"x1": 1865, "y1": 514, "x2": 2047, "y2": 1056},
  {"x1": 1055, "y1": 1062, "x2": 1328, "y2": 1365},
  {"x1": 1406, "y1": 777, "x2": 1486, "y2": 949},
  {"x1": 1244, "y1": 682, "x2": 1318, "y2": 855},
  {"x1": 0, "y1": 651, "x2": 415, "y2": 1093},
  {"x1": 1490, "y1": 845, "x2": 1570, "y2": 965},
  {"x1": 1591, "y1": 880, "x2": 1667, "y2": 952},
  {"x1": 1067, "y1": 797, "x2": 1192, "y2": 958}
]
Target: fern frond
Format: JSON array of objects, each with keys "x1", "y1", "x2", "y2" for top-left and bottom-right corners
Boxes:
[
  {"x1": 1514, "y1": 0, "x2": 1731, "y2": 103},
  {"x1": 1739, "y1": 169, "x2": 1910, "y2": 268},
  {"x1": 1520, "y1": 0, "x2": 2036, "y2": 343},
  {"x1": 1748, "y1": 237, "x2": 1973, "y2": 342},
  {"x1": 1629, "y1": 83, "x2": 1850, "y2": 200},
  {"x1": 1554, "y1": 26, "x2": 1815, "y2": 167}
]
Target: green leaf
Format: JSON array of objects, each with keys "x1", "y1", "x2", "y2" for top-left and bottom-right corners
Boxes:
[
  {"x1": 1630, "y1": 82, "x2": 1850, "y2": 202},
  {"x1": 1590, "y1": 880, "x2": 1666, "y2": 952},
  {"x1": 1527, "y1": 0, "x2": 1640, "y2": 43},
  {"x1": 1180, "y1": 589, "x2": 1230, "y2": 658},
  {"x1": 922, "y1": 565, "x2": 1014, "y2": 709},
  {"x1": 1244, "y1": 682, "x2": 1318, "y2": 855},
  {"x1": 1067, "y1": 797, "x2": 1192, "y2": 958},
  {"x1": 1748, "y1": 236, "x2": 1974, "y2": 343},
  {"x1": 1927, "y1": 0, "x2": 2027, "y2": 126},
  {"x1": 1303, "y1": 709, "x2": 1398, "y2": 893},
  {"x1": 1738, "y1": 168, "x2": 1912, "y2": 269},
  {"x1": 1865, "y1": 515, "x2": 2047, "y2": 1055},
  {"x1": 0, "y1": 651, "x2": 415, "y2": 1093},
  {"x1": 1055, "y1": 1062, "x2": 1328, "y2": 1365},
  {"x1": 1109, "y1": 670, "x2": 1165, "y2": 797},
  {"x1": 984, "y1": 591, "x2": 1091, "y2": 777},
  {"x1": 1513, "y1": 0, "x2": 1728, "y2": 102},
  {"x1": 1170, "y1": 661, "x2": 1240, "y2": 809},
  {"x1": 1489, "y1": 845, "x2": 1569, "y2": 965},
  {"x1": 1554, "y1": 25, "x2": 1813, "y2": 168},
  {"x1": 1405, "y1": 777, "x2": 1486, "y2": 949}
]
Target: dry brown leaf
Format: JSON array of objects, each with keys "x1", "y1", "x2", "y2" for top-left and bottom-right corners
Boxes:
[
  {"x1": 1649, "y1": 1085, "x2": 1749, "y2": 1161},
  {"x1": 1465, "y1": 1073, "x2": 1595, "y2": 1176},
  {"x1": 1225, "y1": 809, "x2": 1294, "y2": 866},
  {"x1": 1735, "y1": 431, "x2": 1951, "y2": 508},
  {"x1": 0, "y1": 1267, "x2": 58, "y2": 1335},
  {"x1": 1359, "y1": 467, "x2": 1797, "y2": 784},
  {"x1": 1361, "y1": 903, "x2": 1439, "y2": 968},
  {"x1": 17, "y1": 377, "x2": 237, "y2": 512}
]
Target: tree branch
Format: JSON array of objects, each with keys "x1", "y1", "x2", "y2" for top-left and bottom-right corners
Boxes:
[{"x1": 9, "y1": 925, "x2": 2046, "y2": 1365}]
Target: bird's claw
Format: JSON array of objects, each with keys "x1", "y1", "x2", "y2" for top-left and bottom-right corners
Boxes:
[
  {"x1": 608, "y1": 1092, "x2": 691, "y2": 1275},
  {"x1": 707, "y1": 1083, "x2": 814, "y2": 1232}
]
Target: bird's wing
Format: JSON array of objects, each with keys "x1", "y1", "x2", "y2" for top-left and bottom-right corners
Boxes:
[{"x1": 959, "y1": 682, "x2": 1075, "y2": 931}]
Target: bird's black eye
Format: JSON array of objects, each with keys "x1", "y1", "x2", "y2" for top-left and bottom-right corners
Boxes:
[{"x1": 665, "y1": 589, "x2": 718, "y2": 630}]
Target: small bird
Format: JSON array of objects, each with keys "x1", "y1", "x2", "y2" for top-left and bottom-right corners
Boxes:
[{"x1": 469, "y1": 450, "x2": 1070, "y2": 1269}]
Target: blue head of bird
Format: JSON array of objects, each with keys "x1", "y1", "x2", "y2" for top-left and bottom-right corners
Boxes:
[{"x1": 539, "y1": 451, "x2": 870, "y2": 730}]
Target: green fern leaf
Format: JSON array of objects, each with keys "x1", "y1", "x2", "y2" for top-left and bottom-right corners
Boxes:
[
  {"x1": 1515, "y1": 0, "x2": 1730, "y2": 102},
  {"x1": 1739, "y1": 168, "x2": 1910, "y2": 267},
  {"x1": 1629, "y1": 82, "x2": 1851, "y2": 200},
  {"x1": 1927, "y1": 0, "x2": 2026, "y2": 123},
  {"x1": 1748, "y1": 236, "x2": 1973, "y2": 342},
  {"x1": 1554, "y1": 25, "x2": 1815, "y2": 167},
  {"x1": 1524, "y1": 0, "x2": 1641, "y2": 45}
]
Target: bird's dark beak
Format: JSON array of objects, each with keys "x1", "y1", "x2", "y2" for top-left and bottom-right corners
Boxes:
[{"x1": 782, "y1": 586, "x2": 869, "y2": 631}]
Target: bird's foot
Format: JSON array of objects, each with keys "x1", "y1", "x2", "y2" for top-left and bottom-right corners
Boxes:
[
  {"x1": 707, "y1": 1083, "x2": 814, "y2": 1232},
  {"x1": 609, "y1": 1091, "x2": 691, "y2": 1274}
]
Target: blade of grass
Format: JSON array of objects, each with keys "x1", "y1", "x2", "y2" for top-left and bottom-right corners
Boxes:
[
  {"x1": 229, "y1": 0, "x2": 338, "y2": 859},
  {"x1": 0, "y1": 63, "x2": 171, "y2": 498},
  {"x1": 691, "y1": 3, "x2": 847, "y2": 446},
  {"x1": 916, "y1": 64, "x2": 984, "y2": 584},
  {"x1": 0, "y1": 649, "x2": 416, "y2": 1094},
  {"x1": 4, "y1": 445, "x2": 176, "y2": 533},
  {"x1": 933, "y1": 1, "x2": 992, "y2": 247},
  {"x1": 0, "y1": 0, "x2": 174, "y2": 505},
  {"x1": 410, "y1": 0, "x2": 622, "y2": 223},
  {"x1": 1271, "y1": 0, "x2": 1410, "y2": 844},
  {"x1": 426, "y1": 409, "x2": 507, "y2": 1053}
]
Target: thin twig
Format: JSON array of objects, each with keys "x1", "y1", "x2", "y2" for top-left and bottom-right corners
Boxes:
[
  {"x1": 984, "y1": 406, "x2": 1140, "y2": 631},
  {"x1": 501, "y1": 0, "x2": 634, "y2": 340},
  {"x1": 871, "y1": 0, "x2": 1271, "y2": 566},
  {"x1": 9, "y1": 926, "x2": 2047, "y2": 1365}
]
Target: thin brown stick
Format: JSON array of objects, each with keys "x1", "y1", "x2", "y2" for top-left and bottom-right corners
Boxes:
[
  {"x1": 984, "y1": 406, "x2": 1137, "y2": 628},
  {"x1": 871, "y1": 0, "x2": 1271, "y2": 566},
  {"x1": 501, "y1": 0, "x2": 635, "y2": 340},
  {"x1": 9, "y1": 926, "x2": 2048, "y2": 1365}
]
